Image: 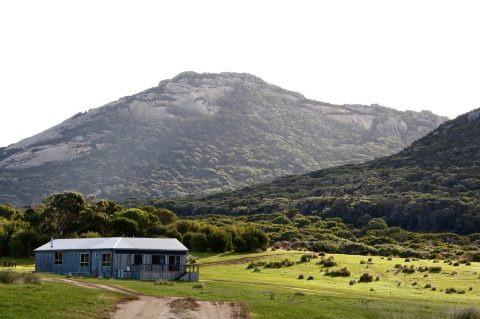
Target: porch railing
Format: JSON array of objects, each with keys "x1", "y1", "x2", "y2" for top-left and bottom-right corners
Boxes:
[{"x1": 129, "y1": 264, "x2": 199, "y2": 273}]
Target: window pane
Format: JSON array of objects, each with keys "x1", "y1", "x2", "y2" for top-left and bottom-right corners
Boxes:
[
  {"x1": 102, "y1": 253, "x2": 111, "y2": 267},
  {"x1": 80, "y1": 253, "x2": 89, "y2": 267},
  {"x1": 152, "y1": 255, "x2": 165, "y2": 265},
  {"x1": 54, "y1": 252, "x2": 63, "y2": 265}
]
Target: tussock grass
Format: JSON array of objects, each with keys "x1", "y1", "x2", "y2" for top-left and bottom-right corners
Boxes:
[{"x1": 0, "y1": 270, "x2": 40, "y2": 284}]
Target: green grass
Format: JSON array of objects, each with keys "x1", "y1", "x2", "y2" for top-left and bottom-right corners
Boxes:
[
  {"x1": 0, "y1": 257, "x2": 35, "y2": 272},
  {"x1": 0, "y1": 281, "x2": 126, "y2": 319},
  {"x1": 2, "y1": 250, "x2": 479, "y2": 318},
  {"x1": 80, "y1": 250, "x2": 480, "y2": 319}
]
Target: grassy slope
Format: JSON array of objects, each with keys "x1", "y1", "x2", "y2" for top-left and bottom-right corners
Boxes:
[
  {"x1": 84, "y1": 250, "x2": 479, "y2": 319},
  {"x1": 0, "y1": 281, "x2": 125, "y2": 319},
  {"x1": 2, "y1": 251, "x2": 479, "y2": 318}
]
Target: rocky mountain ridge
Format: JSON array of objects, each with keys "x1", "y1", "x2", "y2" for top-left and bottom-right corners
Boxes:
[{"x1": 0, "y1": 72, "x2": 447, "y2": 205}]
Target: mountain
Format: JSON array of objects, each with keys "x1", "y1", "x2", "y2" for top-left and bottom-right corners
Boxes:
[
  {"x1": 148, "y1": 109, "x2": 480, "y2": 234},
  {"x1": 0, "y1": 72, "x2": 446, "y2": 206}
]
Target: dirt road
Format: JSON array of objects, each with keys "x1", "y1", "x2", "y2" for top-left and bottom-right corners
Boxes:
[
  {"x1": 44, "y1": 278, "x2": 249, "y2": 319},
  {"x1": 113, "y1": 296, "x2": 249, "y2": 319}
]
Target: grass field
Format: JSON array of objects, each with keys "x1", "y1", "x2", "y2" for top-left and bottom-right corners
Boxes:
[
  {"x1": 85, "y1": 250, "x2": 480, "y2": 318},
  {"x1": 1, "y1": 250, "x2": 479, "y2": 318}
]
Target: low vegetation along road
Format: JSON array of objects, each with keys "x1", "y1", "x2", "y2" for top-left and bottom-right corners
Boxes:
[{"x1": 46, "y1": 278, "x2": 249, "y2": 319}]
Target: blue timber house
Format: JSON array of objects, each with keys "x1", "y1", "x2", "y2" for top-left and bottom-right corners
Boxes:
[{"x1": 34, "y1": 237, "x2": 199, "y2": 281}]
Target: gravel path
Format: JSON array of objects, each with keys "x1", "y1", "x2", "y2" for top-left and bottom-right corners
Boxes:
[{"x1": 43, "y1": 278, "x2": 249, "y2": 319}]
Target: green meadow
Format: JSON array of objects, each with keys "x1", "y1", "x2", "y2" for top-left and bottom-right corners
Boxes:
[{"x1": 1, "y1": 250, "x2": 479, "y2": 318}]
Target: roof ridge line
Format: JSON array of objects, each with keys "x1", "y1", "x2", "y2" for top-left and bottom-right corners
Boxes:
[{"x1": 113, "y1": 237, "x2": 122, "y2": 249}]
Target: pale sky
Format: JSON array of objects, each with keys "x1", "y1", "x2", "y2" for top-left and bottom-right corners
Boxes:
[{"x1": 1, "y1": 0, "x2": 479, "y2": 147}]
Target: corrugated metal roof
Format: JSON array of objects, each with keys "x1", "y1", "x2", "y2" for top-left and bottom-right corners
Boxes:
[{"x1": 34, "y1": 237, "x2": 188, "y2": 252}]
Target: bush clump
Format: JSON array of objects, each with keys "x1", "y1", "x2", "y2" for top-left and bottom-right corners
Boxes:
[
  {"x1": 325, "y1": 267, "x2": 351, "y2": 277},
  {"x1": 402, "y1": 265, "x2": 416, "y2": 274},
  {"x1": 298, "y1": 274, "x2": 304, "y2": 279},
  {"x1": 448, "y1": 308, "x2": 480, "y2": 319},
  {"x1": 428, "y1": 266, "x2": 442, "y2": 273},
  {"x1": 299, "y1": 253, "x2": 317, "y2": 263},
  {"x1": 317, "y1": 256, "x2": 337, "y2": 267},
  {"x1": 0, "y1": 271, "x2": 40, "y2": 284},
  {"x1": 265, "y1": 259, "x2": 295, "y2": 268},
  {"x1": 246, "y1": 261, "x2": 266, "y2": 269},
  {"x1": 358, "y1": 273, "x2": 374, "y2": 283}
]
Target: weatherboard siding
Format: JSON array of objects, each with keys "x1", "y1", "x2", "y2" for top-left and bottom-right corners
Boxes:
[{"x1": 35, "y1": 250, "x2": 188, "y2": 279}]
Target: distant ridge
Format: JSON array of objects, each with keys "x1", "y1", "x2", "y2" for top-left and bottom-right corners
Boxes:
[
  {"x1": 151, "y1": 108, "x2": 480, "y2": 233},
  {"x1": 0, "y1": 72, "x2": 447, "y2": 205}
]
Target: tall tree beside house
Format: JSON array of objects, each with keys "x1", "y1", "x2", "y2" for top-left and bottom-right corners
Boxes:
[{"x1": 42, "y1": 192, "x2": 87, "y2": 237}]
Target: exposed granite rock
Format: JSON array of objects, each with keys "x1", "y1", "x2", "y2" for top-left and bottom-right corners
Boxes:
[{"x1": 0, "y1": 72, "x2": 448, "y2": 205}]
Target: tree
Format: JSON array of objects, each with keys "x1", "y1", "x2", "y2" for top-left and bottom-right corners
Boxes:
[
  {"x1": 109, "y1": 217, "x2": 139, "y2": 236},
  {"x1": 207, "y1": 229, "x2": 233, "y2": 252},
  {"x1": 10, "y1": 230, "x2": 48, "y2": 257},
  {"x1": 42, "y1": 192, "x2": 86, "y2": 236},
  {"x1": 190, "y1": 232, "x2": 208, "y2": 252},
  {"x1": 156, "y1": 208, "x2": 178, "y2": 225}
]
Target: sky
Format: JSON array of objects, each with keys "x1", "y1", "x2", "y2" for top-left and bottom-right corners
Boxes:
[{"x1": 0, "y1": 0, "x2": 479, "y2": 147}]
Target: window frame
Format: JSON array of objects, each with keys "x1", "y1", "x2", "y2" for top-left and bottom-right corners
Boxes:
[
  {"x1": 152, "y1": 255, "x2": 165, "y2": 265},
  {"x1": 80, "y1": 253, "x2": 89, "y2": 267},
  {"x1": 54, "y1": 251, "x2": 63, "y2": 265},
  {"x1": 101, "y1": 253, "x2": 111, "y2": 267}
]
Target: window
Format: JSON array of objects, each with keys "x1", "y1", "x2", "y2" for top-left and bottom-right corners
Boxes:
[
  {"x1": 101, "y1": 253, "x2": 111, "y2": 267},
  {"x1": 54, "y1": 251, "x2": 63, "y2": 265},
  {"x1": 152, "y1": 255, "x2": 165, "y2": 265},
  {"x1": 80, "y1": 253, "x2": 89, "y2": 267},
  {"x1": 134, "y1": 254, "x2": 143, "y2": 265},
  {"x1": 168, "y1": 255, "x2": 181, "y2": 271}
]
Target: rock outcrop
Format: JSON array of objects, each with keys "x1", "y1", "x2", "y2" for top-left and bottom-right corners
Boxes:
[{"x1": 0, "y1": 72, "x2": 447, "y2": 205}]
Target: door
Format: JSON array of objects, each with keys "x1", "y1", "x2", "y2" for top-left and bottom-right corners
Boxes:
[
  {"x1": 169, "y1": 255, "x2": 180, "y2": 271},
  {"x1": 134, "y1": 254, "x2": 143, "y2": 265}
]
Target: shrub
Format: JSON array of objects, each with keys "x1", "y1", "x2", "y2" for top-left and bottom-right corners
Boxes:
[
  {"x1": 246, "y1": 261, "x2": 266, "y2": 269},
  {"x1": 325, "y1": 267, "x2": 351, "y2": 277},
  {"x1": 349, "y1": 279, "x2": 356, "y2": 285},
  {"x1": 265, "y1": 259, "x2": 294, "y2": 268},
  {"x1": 453, "y1": 262, "x2": 460, "y2": 267},
  {"x1": 317, "y1": 256, "x2": 337, "y2": 267},
  {"x1": 448, "y1": 308, "x2": 480, "y2": 319},
  {"x1": 359, "y1": 273, "x2": 373, "y2": 283},
  {"x1": 0, "y1": 271, "x2": 40, "y2": 284},
  {"x1": 425, "y1": 283, "x2": 432, "y2": 289},
  {"x1": 446, "y1": 288, "x2": 457, "y2": 294},
  {"x1": 300, "y1": 254, "x2": 317, "y2": 263},
  {"x1": 307, "y1": 275, "x2": 314, "y2": 280},
  {"x1": 428, "y1": 266, "x2": 442, "y2": 273},
  {"x1": 402, "y1": 265, "x2": 416, "y2": 274},
  {"x1": 298, "y1": 274, "x2": 304, "y2": 279},
  {"x1": 387, "y1": 256, "x2": 393, "y2": 261},
  {"x1": 404, "y1": 258, "x2": 411, "y2": 262}
]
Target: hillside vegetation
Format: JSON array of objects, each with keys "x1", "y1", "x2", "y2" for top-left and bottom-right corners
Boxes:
[
  {"x1": 146, "y1": 109, "x2": 480, "y2": 234},
  {"x1": 0, "y1": 72, "x2": 446, "y2": 206}
]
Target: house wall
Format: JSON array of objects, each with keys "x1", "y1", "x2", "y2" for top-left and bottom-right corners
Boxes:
[
  {"x1": 35, "y1": 250, "x2": 95, "y2": 276},
  {"x1": 35, "y1": 250, "x2": 188, "y2": 279}
]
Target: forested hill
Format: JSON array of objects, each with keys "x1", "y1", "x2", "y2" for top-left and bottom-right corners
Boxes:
[
  {"x1": 0, "y1": 72, "x2": 446, "y2": 206},
  {"x1": 147, "y1": 109, "x2": 480, "y2": 234}
]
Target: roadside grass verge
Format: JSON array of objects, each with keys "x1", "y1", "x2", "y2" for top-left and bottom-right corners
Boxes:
[{"x1": 0, "y1": 281, "x2": 126, "y2": 319}]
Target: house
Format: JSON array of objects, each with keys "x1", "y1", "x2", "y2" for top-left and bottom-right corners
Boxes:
[{"x1": 34, "y1": 237, "x2": 199, "y2": 281}]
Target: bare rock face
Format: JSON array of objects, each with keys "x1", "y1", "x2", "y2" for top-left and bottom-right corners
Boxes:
[{"x1": 0, "y1": 72, "x2": 448, "y2": 205}]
